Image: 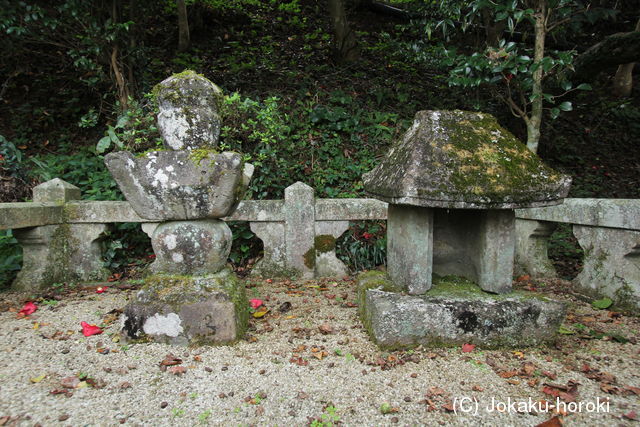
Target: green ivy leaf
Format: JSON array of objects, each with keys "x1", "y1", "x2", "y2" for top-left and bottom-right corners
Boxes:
[
  {"x1": 96, "y1": 136, "x2": 112, "y2": 153},
  {"x1": 559, "y1": 101, "x2": 573, "y2": 112},
  {"x1": 591, "y1": 297, "x2": 613, "y2": 309}
]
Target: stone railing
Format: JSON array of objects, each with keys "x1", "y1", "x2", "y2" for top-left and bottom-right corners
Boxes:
[
  {"x1": 2, "y1": 179, "x2": 639, "y2": 309},
  {"x1": 515, "y1": 199, "x2": 640, "y2": 309},
  {"x1": 0, "y1": 179, "x2": 387, "y2": 291}
]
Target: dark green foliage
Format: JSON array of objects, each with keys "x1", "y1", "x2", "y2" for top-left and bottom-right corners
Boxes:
[
  {"x1": 336, "y1": 221, "x2": 387, "y2": 272},
  {"x1": 0, "y1": 230, "x2": 22, "y2": 289},
  {"x1": 547, "y1": 223, "x2": 583, "y2": 280}
]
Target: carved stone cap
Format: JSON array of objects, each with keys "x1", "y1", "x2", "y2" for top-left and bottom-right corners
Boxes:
[{"x1": 363, "y1": 110, "x2": 571, "y2": 209}]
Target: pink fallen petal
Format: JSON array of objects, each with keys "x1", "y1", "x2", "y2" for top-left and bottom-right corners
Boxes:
[
  {"x1": 462, "y1": 343, "x2": 475, "y2": 353},
  {"x1": 249, "y1": 299, "x2": 263, "y2": 309},
  {"x1": 96, "y1": 287, "x2": 107, "y2": 294},
  {"x1": 80, "y1": 321, "x2": 103, "y2": 337},
  {"x1": 19, "y1": 302, "x2": 37, "y2": 316}
]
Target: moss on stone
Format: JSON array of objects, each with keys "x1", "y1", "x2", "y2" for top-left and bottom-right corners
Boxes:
[
  {"x1": 303, "y1": 247, "x2": 316, "y2": 269},
  {"x1": 314, "y1": 234, "x2": 336, "y2": 253},
  {"x1": 442, "y1": 112, "x2": 563, "y2": 202},
  {"x1": 188, "y1": 148, "x2": 219, "y2": 165},
  {"x1": 140, "y1": 270, "x2": 249, "y2": 345}
]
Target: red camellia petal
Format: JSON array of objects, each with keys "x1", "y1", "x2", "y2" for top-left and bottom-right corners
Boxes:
[
  {"x1": 19, "y1": 302, "x2": 37, "y2": 316},
  {"x1": 249, "y1": 299, "x2": 263, "y2": 309},
  {"x1": 462, "y1": 343, "x2": 475, "y2": 353},
  {"x1": 96, "y1": 287, "x2": 107, "y2": 294},
  {"x1": 81, "y1": 321, "x2": 103, "y2": 337}
]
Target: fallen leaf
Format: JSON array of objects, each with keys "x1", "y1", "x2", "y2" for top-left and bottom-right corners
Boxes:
[
  {"x1": 159, "y1": 354, "x2": 182, "y2": 369},
  {"x1": 622, "y1": 411, "x2": 637, "y2": 421},
  {"x1": 543, "y1": 371, "x2": 557, "y2": 380},
  {"x1": 542, "y1": 380, "x2": 579, "y2": 402},
  {"x1": 278, "y1": 302, "x2": 292, "y2": 313},
  {"x1": 472, "y1": 385, "x2": 483, "y2": 392},
  {"x1": 498, "y1": 371, "x2": 519, "y2": 379},
  {"x1": 168, "y1": 366, "x2": 187, "y2": 375},
  {"x1": 517, "y1": 275, "x2": 531, "y2": 282},
  {"x1": 461, "y1": 343, "x2": 475, "y2": 353},
  {"x1": 380, "y1": 402, "x2": 399, "y2": 414},
  {"x1": 512, "y1": 351, "x2": 525, "y2": 359},
  {"x1": 30, "y1": 374, "x2": 46, "y2": 383},
  {"x1": 426, "y1": 386, "x2": 446, "y2": 397},
  {"x1": 289, "y1": 357, "x2": 308, "y2": 366},
  {"x1": 625, "y1": 386, "x2": 640, "y2": 396},
  {"x1": 591, "y1": 298, "x2": 613, "y2": 309},
  {"x1": 253, "y1": 307, "x2": 269, "y2": 318},
  {"x1": 313, "y1": 350, "x2": 329, "y2": 360},
  {"x1": 60, "y1": 376, "x2": 80, "y2": 389},
  {"x1": 535, "y1": 415, "x2": 562, "y2": 427},
  {"x1": 318, "y1": 324, "x2": 334, "y2": 335},
  {"x1": 96, "y1": 286, "x2": 107, "y2": 294},
  {"x1": 249, "y1": 299, "x2": 263, "y2": 309},
  {"x1": 80, "y1": 322, "x2": 102, "y2": 337},
  {"x1": 441, "y1": 402, "x2": 455, "y2": 412},
  {"x1": 521, "y1": 362, "x2": 536, "y2": 376},
  {"x1": 18, "y1": 302, "x2": 37, "y2": 316}
]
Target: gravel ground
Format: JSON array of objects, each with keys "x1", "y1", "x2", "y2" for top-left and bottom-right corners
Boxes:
[{"x1": 0, "y1": 276, "x2": 638, "y2": 426}]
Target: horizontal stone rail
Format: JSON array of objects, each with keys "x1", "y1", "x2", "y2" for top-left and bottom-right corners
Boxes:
[
  {"x1": 514, "y1": 199, "x2": 640, "y2": 310},
  {"x1": 0, "y1": 179, "x2": 387, "y2": 291},
  {"x1": 2, "y1": 179, "x2": 638, "y2": 310}
]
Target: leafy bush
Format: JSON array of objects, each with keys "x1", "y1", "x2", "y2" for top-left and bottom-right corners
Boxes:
[
  {"x1": 336, "y1": 221, "x2": 387, "y2": 273},
  {"x1": 0, "y1": 230, "x2": 22, "y2": 289}
]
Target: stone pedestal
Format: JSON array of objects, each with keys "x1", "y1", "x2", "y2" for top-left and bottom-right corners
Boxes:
[
  {"x1": 150, "y1": 220, "x2": 232, "y2": 275},
  {"x1": 358, "y1": 271, "x2": 566, "y2": 349},
  {"x1": 121, "y1": 269, "x2": 247, "y2": 345}
]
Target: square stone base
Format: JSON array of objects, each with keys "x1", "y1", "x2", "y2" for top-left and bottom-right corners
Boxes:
[
  {"x1": 120, "y1": 269, "x2": 248, "y2": 346},
  {"x1": 357, "y1": 271, "x2": 566, "y2": 349}
]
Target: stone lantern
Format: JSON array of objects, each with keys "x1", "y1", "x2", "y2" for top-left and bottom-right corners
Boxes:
[
  {"x1": 105, "y1": 71, "x2": 253, "y2": 345},
  {"x1": 358, "y1": 110, "x2": 570, "y2": 348}
]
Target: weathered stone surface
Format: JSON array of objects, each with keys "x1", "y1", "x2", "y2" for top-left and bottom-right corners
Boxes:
[
  {"x1": 65, "y1": 201, "x2": 150, "y2": 224},
  {"x1": 387, "y1": 205, "x2": 433, "y2": 294},
  {"x1": 358, "y1": 272, "x2": 566, "y2": 349},
  {"x1": 0, "y1": 203, "x2": 63, "y2": 230},
  {"x1": 363, "y1": 110, "x2": 571, "y2": 209},
  {"x1": 155, "y1": 70, "x2": 223, "y2": 151},
  {"x1": 517, "y1": 198, "x2": 640, "y2": 231},
  {"x1": 33, "y1": 178, "x2": 81, "y2": 203},
  {"x1": 121, "y1": 269, "x2": 248, "y2": 345},
  {"x1": 150, "y1": 220, "x2": 231, "y2": 275},
  {"x1": 573, "y1": 225, "x2": 640, "y2": 310},
  {"x1": 105, "y1": 150, "x2": 252, "y2": 220},
  {"x1": 284, "y1": 182, "x2": 315, "y2": 278},
  {"x1": 475, "y1": 210, "x2": 515, "y2": 293},
  {"x1": 12, "y1": 223, "x2": 107, "y2": 291},
  {"x1": 315, "y1": 198, "x2": 387, "y2": 221},
  {"x1": 515, "y1": 219, "x2": 557, "y2": 277},
  {"x1": 249, "y1": 222, "x2": 289, "y2": 277},
  {"x1": 314, "y1": 221, "x2": 349, "y2": 278}
]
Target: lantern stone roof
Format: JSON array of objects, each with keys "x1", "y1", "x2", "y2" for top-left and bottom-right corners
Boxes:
[{"x1": 363, "y1": 110, "x2": 571, "y2": 209}]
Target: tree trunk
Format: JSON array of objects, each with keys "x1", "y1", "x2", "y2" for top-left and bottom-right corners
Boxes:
[
  {"x1": 110, "y1": 0, "x2": 130, "y2": 111},
  {"x1": 481, "y1": 9, "x2": 505, "y2": 47},
  {"x1": 612, "y1": 18, "x2": 640, "y2": 98},
  {"x1": 177, "y1": 0, "x2": 190, "y2": 52},
  {"x1": 527, "y1": 1, "x2": 546, "y2": 153},
  {"x1": 328, "y1": 0, "x2": 359, "y2": 63},
  {"x1": 570, "y1": 30, "x2": 640, "y2": 83}
]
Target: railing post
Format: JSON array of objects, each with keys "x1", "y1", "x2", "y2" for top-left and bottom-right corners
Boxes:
[
  {"x1": 514, "y1": 219, "x2": 557, "y2": 277},
  {"x1": 12, "y1": 179, "x2": 107, "y2": 291},
  {"x1": 573, "y1": 225, "x2": 640, "y2": 308},
  {"x1": 284, "y1": 182, "x2": 316, "y2": 278}
]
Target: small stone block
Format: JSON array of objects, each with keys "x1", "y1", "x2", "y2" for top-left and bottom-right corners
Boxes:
[
  {"x1": 121, "y1": 270, "x2": 248, "y2": 346},
  {"x1": 33, "y1": 178, "x2": 81, "y2": 203},
  {"x1": 358, "y1": 272, "x2": 566, "y2": 349}
]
